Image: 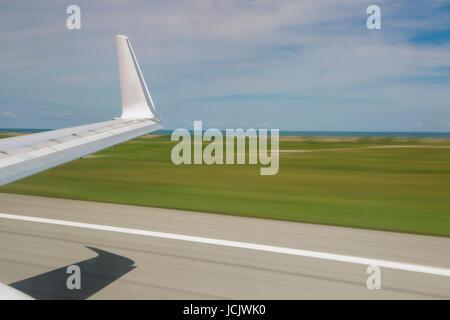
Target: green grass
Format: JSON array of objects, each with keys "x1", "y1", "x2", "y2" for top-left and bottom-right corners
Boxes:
[{"x1": 1, "y1": 134, "x2": 450, "y2": 237}]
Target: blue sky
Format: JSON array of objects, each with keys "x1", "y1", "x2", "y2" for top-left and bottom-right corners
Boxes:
[{"x1": 0, "y1": 0, "x2": 449, "y2": 131}]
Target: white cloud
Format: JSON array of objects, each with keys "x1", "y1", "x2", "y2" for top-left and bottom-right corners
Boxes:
[
  {"x1": 1, "y1": 111, "x2": 17, "y2": 118},
  {"x1": 0, "y1": 0, "x2": 449, "y2": 130}
]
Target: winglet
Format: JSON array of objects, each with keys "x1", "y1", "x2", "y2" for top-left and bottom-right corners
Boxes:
[{"x1": 116, "y1": 35, "x2": 159, "y2": 120}]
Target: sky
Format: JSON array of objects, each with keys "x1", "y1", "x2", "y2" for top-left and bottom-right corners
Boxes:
[{"x1": 0, "y1": 0, "x2": 449, "y2": 131}]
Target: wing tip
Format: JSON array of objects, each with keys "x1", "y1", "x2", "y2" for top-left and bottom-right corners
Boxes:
[
  {"x1": 116, "y1": 34, "x2": 129, "y2": 40},
  {"x1": 116, "y1": 34, "x2": 159, "y2": 120}
]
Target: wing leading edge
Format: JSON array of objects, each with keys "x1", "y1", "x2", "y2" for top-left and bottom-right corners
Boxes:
[{"x1": 0, "y1": 35, "x2": 163, "y2": 186}]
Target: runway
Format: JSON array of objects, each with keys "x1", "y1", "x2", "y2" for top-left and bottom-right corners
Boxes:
[{"x1": 0, "y1": 193, "x2": 449, "y2": 299}]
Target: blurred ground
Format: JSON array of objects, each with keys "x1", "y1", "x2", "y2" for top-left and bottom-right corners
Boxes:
[
  {"x1": 1, "y1": 134, "x2": 450, "y2": 237},
  {"x1": 1, "y1": 193, "x2": 449, "y2": 299}
]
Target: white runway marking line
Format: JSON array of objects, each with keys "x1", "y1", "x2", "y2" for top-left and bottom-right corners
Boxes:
[{"x1": 1, "y1": 212, "x2": 449, "y2": 277}]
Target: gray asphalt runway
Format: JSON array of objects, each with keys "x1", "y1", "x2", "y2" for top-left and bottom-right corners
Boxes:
[{"x1": 0, "y1": 193, "x2": 449, "y2": 299}]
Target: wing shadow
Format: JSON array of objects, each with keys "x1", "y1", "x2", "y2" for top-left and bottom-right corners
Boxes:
[{"x1": 9, "y1": 246, "x2": 136, "y2": 300}]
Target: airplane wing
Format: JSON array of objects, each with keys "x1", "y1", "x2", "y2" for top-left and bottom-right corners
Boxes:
[{"x1": 0, "y1": 35, "x2": 163, "y2": 186}]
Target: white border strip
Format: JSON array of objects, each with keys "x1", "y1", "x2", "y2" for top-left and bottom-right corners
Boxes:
[{"x1": 1, "y1": 212, "x2": 449, "y2": 277}]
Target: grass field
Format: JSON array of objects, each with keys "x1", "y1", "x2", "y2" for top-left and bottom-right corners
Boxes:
[{"x1": 1, "y1": 133, "x2": 450, "y2": 237}]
